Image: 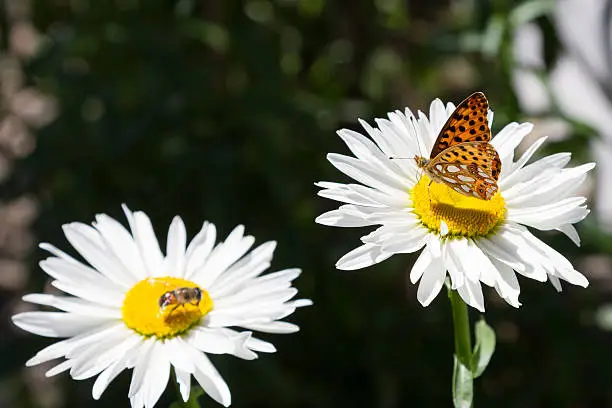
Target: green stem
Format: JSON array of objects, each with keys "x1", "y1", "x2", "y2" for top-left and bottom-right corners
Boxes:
[
  {"x1": 184, "y1": 394, "x2": 201, "y2": 408},
  {"x1": 448, "y1": 288, "x2": 474, "y2": 408},
  {"x1": 449, "y1": 289, "x2": 472, "y2": 369}
]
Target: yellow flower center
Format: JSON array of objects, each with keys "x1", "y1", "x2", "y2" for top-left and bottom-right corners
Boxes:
[
  {"x1": 122, "y1": 277, "x2": 213, "y2": 339},
  {"x1": 411, "y1": 175, "x2": 506, "y2": 237}
]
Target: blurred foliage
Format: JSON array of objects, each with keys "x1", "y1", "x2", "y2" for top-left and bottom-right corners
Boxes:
[{"x1": 0, "y1": 0, "x2": 610, "y2": 407}]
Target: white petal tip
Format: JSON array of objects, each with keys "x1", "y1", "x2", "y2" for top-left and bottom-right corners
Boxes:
[
  {"x1": 335, "y1": 262, "x2": 359, "y2": 271},
  {"x1": 506, "y1": 299, "x2": 522, "y2": 308},
  {"x1": 417, "y1": 296, "x2": 435, "y2": 308},
  {"x1": 25, "y1": 358, "x2": 38, "y2": 367},
  {"x1": 439, "y1": 221, "x2": 449, "y2": 237},
  {"x1": 576, "y1": 279, "x2": 589, "y2": 288},
  {"x1": 297, "y1": 299, "x2": 313, "y2": 307},
  {"x1": 314, "y1": 215, "x2": 328, "y2": 224}
]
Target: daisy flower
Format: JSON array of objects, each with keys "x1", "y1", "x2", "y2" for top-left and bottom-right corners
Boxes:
[
  {"x1": 316, "y1": 96, "x2": 593, "y2": 311},
  {"x1": 12, "y1": 206, "x2": 311, "y2": 407}
]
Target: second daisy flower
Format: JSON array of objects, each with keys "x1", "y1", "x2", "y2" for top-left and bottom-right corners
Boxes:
[{"x1": 316, "y1": 94, "x2": 593, "y2": 311}]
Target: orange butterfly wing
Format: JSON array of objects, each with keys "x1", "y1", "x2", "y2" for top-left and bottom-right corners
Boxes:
[
  {"x1": 429, "y1": 92, "x2": 491, "y2": 159},
  {"x1": 426, "y1": 142, "x2": 501, "y2": 200}
]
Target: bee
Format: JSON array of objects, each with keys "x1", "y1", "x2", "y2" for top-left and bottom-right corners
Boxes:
[{"x1": 158, "y1": 287, "x2": 202, "y2": 316}]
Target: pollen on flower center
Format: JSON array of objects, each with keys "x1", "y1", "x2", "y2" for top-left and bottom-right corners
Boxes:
[
  {"x1": 122, "y1": 277, "x2": 213, "y2": 339},
  {"x1": 411, "y1": 175, "x2": 506, "y2": 237}
]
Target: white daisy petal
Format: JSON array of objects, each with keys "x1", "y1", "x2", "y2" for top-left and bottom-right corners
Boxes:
[
  {"x1": 244, "y1": 334, "x2": 277, "y2": 353},
  {"x1": 213, "y1": 266, "x2": 299, "y2": 302},
  {"x1": 93, "y1": 214, "x2": 147, "y2": 280},
  {"x1": 22, "y1": 294, "x2": 121, "y2": 318},
  {"x1": 456, "y1": 277, "x2": 485, "y2": 312},
  {"x1": 327, "y1": 153, "x2": 409, "y2": 194},
  {"x1": 165, "y1": 337, "x2": 196, "y2": 374},
  {"x1": 195, "y1": 225, "x2": 256, "y2": 288},
  {"x1": 127, "y1": 341, "x2": 152, "y2": 393},
  {"x1": 25, "y1": 321, "x2": 126, "y2": 366},
  {"x1": 50, "y1": 279, "x2": 124, "y2": 308},
  {"x1": 488, "y1": 227, "x2": 547, "y2": 282},
  {"x1": 39, "y1": 257, "x2": 125, "y2": 303},
  {"x1": 190, "y1": 350, "x2": 232, "y2": 407},
  {"x1": 208, "y1": 241, "x2": 277, "y2": 297},
  {"x1": 443, "y1": 242, "x2": 464, "y2": 289},
  {"x1": 379, "y1": 229, "x2": 429, "y2": 254},
  {"x1": 416, "y1": 254, "x2": 446, "y2": 307},
  {"x1": 508, "y1": 197, "x2": 588, "y2": 229},
  {"x1": 375, "y1": 117, "x2": 419, "y2": 159},
  {"x1": 477, "y1": 237, "x2": 526, "y2": 273},
  {"x1": 416, "y1": 110, "x2": 435, "y2": 145},
  {"x1": 504, "y1": 163, "x2": 594, "y2": 206},
  {"x1": 315, "y1": 207, "x2": 379, "y2": 227},
  {"x1": 500, "y1": 152, "x2": 571, "y2": 190},
  {"x1": 131, "y1": 211, "x2": 165, "y2": 278},
  {"x1": 337, "y1": 129, "x2": 408, "y2": 181},
  {"x1": 92, "y1": 339, "x2": 142, "y2": 399},
  {"x1": 361, "y1": 221, "x2": 420, "y2": 245},
  {"x1": 72, "y1": 333, "x2": 141, "y2": 380},
  {"x1": 185, "y1": 221, "x2": 217, "y2": 279},
  {"x1": 335, "y1": 243, "x2": 393, "y2": 270},
  {"x1": 429, "y1": 98, "x2": 449, "y2": 133},
  {"x1": 92, "y1": 359, "x2": 128, "y2": 400},
  {"x1": 356, "y1": 119, "x2": 398, "y2": 157},
  {"x1": 188, "y1": 327, "x2": 257, "y2": 360},
  {"x1": 175, "y1": 368, "x2": 192, "y2": 402},
  {"x1": 62, "y1": 223, "x2": 134, "y2": 288},
  {"x1": 486, "y1": 109, "x2": 494, "y2": 127},
  {"x1": 165, "y1": 216, "x2": 187, "y2": 276},
  {"x1": 69, "y1": 330, "x2": 130, "y2": 379},
  {"x1": 410, "y1": 242, "x2": 434, "y2": 284},
  {"x1": 488, "y1": 258, "x2": 521, "y2": 307},
  {"x1": 131, "y1": 342, "x2": 171, "y2": 408},
  {"x1": 499, "y1": 135, "x2": 547, "y2": 183},
  {"x1": 439, "y1": 220, "x2": 449, "y2": 237},
  {"x1": 39, "y1": 243, "x2": 80, "y2": 264},
  {"x1": 241, "y1": 321, "x2": 300, "y2": 334},
  {"x1": 46, "y1": 360, "x2": 73, "y2": 377},
  {"x1": 491, "y1": 122, "x2": 534, "y2": 168},
  {"x1": 317, "y1": 182, "x2": 408, "y2": 208},
  {"x1": 548, "y1": 275, "x2": 563, "y2": 292},
  {"x1": 446, "y1": 239, "x2": 479, "y2": 283},
  {"x1": 213, "y1": 288, "x2": 299, "y2": 316},
  {"x1": 517, "y1": 226, "x2": 588, "y2": 287},
  {"x1": 12, "y1": 312, "x2": 114, "y2": 338},
  {"x1": 204, "y1": 310, "x2": 266, "y2": 328},
  {"x1": 556, "y1": 223, "x2": 581, "y2": 246},
  {"x1": 465, "y1": 239, "x2": 497, "y2": 287}
]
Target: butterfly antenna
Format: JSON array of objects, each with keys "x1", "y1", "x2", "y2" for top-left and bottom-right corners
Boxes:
[
  {"x1": 409, "y1": 115, "x2": 426, "y2": 179},
  {"x1": 411, "y1": 115, "x2": 423, "y2": 157}
]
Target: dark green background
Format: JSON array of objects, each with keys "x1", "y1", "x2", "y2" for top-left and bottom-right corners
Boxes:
[{"x1": 1, "y1": 0, "x2": 610, "y2": 407}]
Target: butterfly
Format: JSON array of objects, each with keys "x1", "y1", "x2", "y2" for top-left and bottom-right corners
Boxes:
[{"x1": 414, "y1": 92, "x2": 501, "y2": 200}]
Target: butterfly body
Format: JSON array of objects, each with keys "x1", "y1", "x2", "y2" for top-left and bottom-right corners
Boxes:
[{"x1": 414, "y1": 92, "x2": 501, "y2": 201}]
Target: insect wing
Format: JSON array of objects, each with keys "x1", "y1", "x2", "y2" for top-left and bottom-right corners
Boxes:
[
  {"x1": 427, "y1": 142, "x2": 500, "y2": 200},
  {"x1": 429, "y1": 92, "x2": 491, "y2": 159}
]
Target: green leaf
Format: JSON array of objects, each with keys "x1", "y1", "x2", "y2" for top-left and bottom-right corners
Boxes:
[
  {"x1": 509, "y1": 0, "x2": 555, "y2": 27},
  {"x1": 452, "y1": 355, "x2": 473, "y2": 408},
  {"x1": 471, "y1": 318, "x2": 496, "y2": 378}
]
